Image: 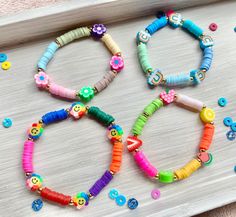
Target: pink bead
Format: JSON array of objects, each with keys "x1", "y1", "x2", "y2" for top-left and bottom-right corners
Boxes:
[
  {"x1": 134, "y1": 151, "x2": 158, "y2": 177},
  {"x1": 22, "y1": 140, "x2": 34, "y2": 173},
  {"x1": 110, "y1": 55, "x2": 124, "y2": 72},
  {"x1": 166, "y1": 10, "x2": 175, "y2": 17},
  {"x1": 160, "y1": 89, "x2": 175, "y2": 104},
  {"x1": 151, "y1": 189, "x2": 161, "y2": 200},
  {"x1": 49, "y1": 83, "x2": 76, "y2": 100},
  {"x1": 175, "y1": 94, "x2": 204, "y2": 111},
  {"x1": 34, "y1": 71, "x2": 50, "y2": 89},
  {"x1": 209, "y1": 23, "x2": 217, "y2": 31}
]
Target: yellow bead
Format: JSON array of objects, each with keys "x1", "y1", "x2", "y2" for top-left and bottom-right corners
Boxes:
[
  {"x1": 1, "y1": 61, "x2": 11, "y2": 70},
  {"x1": 200, "y1": 107, "x2": 215, "y2": 123}
]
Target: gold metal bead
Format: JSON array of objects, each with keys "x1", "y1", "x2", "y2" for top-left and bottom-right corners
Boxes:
[
  {"x1": 69, "y1": 199, "x2": 74, "y2": 206},
  {"x1": 116, "y1": 52, "x2": 122, "y2": 56},
  {"x1": 37, "y1": 187, "x2": 43, "y2": 194},
  {"x1": 155, "y1": 174, "x2": 159, "y2": 180},
  {"x1": 88, "y1": 193, "x2": 94, "y2": 200},
  {"x1": 28, "y1": 137, "x2": 33, "y2": 141},
  {"x1": 109, "y1": 170, "x2": 115, "y2": 176},
  {"x1": 134, "y1": 148, "x2": 139, "y2": 152},
  {"x1": 55, "y1": 39, "x2": 61, "y2": 47},
  {"x1": 174, "y1": 175, "x2": 178, "y2": 181},
  {"x1": 25, "y1": 172, "x2": 32, "y2": 178}
]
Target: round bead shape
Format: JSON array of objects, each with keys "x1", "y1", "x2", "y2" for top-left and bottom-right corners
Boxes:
[
  {"x1": 109, "y1": 189, "x2": 119, "y2": 200},
  {"x1": 209, "y1": 23, "x2": 218, "y2": 31},
  {"x1": 127, "y1": 91, "x2": 215, "y2": 184},
  {"x1": 2, "y1": 118, "x2": 12, "y2": 128},
  {"x1": 151, "y1": 189, "x2": 161, "y2": 200},
  {"x1": 22, "y1": 103, "x2": 124, "y2": 209},
  {"x1": 35, "y1": 25, "x2": 123, "y2": 102},
  {"x1": 200, "y1": 108, "x2": 215, "y2": 123},
  {"x1": 226, "y1": 131, "x2": 236, "y2": 141},
  {"x1": 218, "y1": 97, "x2": 228, "y2": 107},
  {"x1": 127, "y1": 198, "x2": 139, "y2": 210},
  {"x1": 136, "y1": 10, "x2": 214, "y2": 88},
  {"x1": 230, "y1": 122, "x2": 236, "y2": 132},
  {"x1": 32, "y1": 199, "x2": 43, "y2": 212},
  {"x1": 115, "y1": 195, "x2": 126, "y2": 206},
  {"x1": 0, "y1": 53, "x2": 7, "y2": 62},
  {"x1": 1, "y1": 61, "x2": 11, "y2": 70},
  {"x1": 223, "y1": 117, "x2": 233, "y2": 127}
]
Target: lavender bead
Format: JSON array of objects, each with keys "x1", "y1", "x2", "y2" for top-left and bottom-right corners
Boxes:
[
  {"x1": 89, "y1": 170, "x2": 113, "y2": 197},
  {"x1": 91, "y1": 24, "x2": 107, "y2": 38}
]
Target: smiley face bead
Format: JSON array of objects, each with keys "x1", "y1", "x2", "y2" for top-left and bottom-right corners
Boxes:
[
  {"x1": 69, "y1": 102, "x2": 86, "y2": 119},
  {"x1": 200, "y1": 108, "x2": 215, "y2": 123},
  {"x1": 200, "y1": 35, "x2": 214, "y2": 49},
  {"x1": 73, "y1": 192, "x2": 89, "y2": 209},
  {"x1": 147, "y1": 69, "x2": 163, "y2": 87},
  {"x1": 136, "y1": 30, "x2": 151, "y2": 44},
  {"x1": 168, "y1": 13, "x2": 182, "y2": 28},
  {"x1": 28, "y1": 123, "x2": 44, "y2": 140},
  {"x1": 107, "y1": 125, "x2": 123, "y2": 141},
  {"x1": 26, "y1": 173, "x2": 43, "y2": 191}
]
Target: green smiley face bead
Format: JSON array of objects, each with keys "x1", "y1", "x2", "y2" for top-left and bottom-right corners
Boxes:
[
  {"x1": 158, "y1": 171, "x2": 174, "y2": 183},
  {"x1": 78, "y1": 86, "x2": 94, "y2": 102}
]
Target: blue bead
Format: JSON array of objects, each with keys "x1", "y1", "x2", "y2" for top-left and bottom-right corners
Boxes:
[
  {"x1": 42, "y1": 109, "x2": 68, "y2": 125},
  {"x1": 190, "y1": 70, "x2": 201, "y2": 85},
  {"x1": 226, "y1": 131, "x2": 236, "y2": 141},
  {"x1": 109, "y1": 189, "x2": 119, "y2": 200},
  {"x1": 2, "y1": 118, "x2": 12, "y2": 128},
  {"x1": 165, "y1": 73, "x2": 191, "y2": 86},
  {"x1": 218, "y1": 97, "x2": 228, "y2": 107},
  {"x1": 230, "y1": 122, "x2": 236, "y2": 132},
  {"x1": 223, "y1": 117, "x2": 233, "y2": 127},
  {"x1": 234, "y1": 165, "x2": 236, "y2": 173},
  {"x1": 168, "y1": 13, "x2": 182, "y2": 28},
  {"x1": 32, "y1": 199, "x2": 43, "y2": 212},
  {"x1": 127, "y1": 198, "x2": 138, "y2": 210},
  {"x1": 234, "y1": 27, "x2": 236, "y2": 32},
  {"x1": 145, "y1": 17, "x2": 167, "y2": 35},
  {"x1": 200, "y1": 47, "x2": 213, "y2": 72},
  {"x1": 115, "y1": 195, "x2": 126, "y2": 206},
  {"x1": 200, "y1": 35, "x2": 214, "y2": 49},
  {"x1": 182, "y1": 20, "x2": 203, "y2": 38},
  {"x1": 0, "y1": 53, "x2": 7, "y2": 62}
]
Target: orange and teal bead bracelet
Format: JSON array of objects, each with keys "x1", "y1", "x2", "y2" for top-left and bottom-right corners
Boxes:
[
  {"x1": 35, "y1": 24, "x2": 124, "y2": 102},
  {"x1": 22, "y1": 102, "x2": 124, "y2": 209},
  {"x1": 126, "y1": 89, "x2": 215, "y2": 183}
]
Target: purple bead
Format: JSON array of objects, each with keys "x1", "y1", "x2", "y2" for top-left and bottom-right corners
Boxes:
[
  {"x1": 91, "y1": 24, "x2": 107, "y2": 38},
  {"x1": 89, "y1": 170, "x2": 113, "y2": 197}
]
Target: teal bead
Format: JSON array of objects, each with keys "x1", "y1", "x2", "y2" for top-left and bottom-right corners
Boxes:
[{"x1": 158, "y1": 171, "x2": 174, "y2": 183}]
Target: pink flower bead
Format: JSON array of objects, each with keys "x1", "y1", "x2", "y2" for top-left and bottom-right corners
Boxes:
[
  {"x1": 160, "y1": 89, "x2": 175, "y2": 104},
  {"x1": 110, "y1": 55, "x2": 124, "y2": 72},
  {"x1": 34, "y1": 71, "x2": 49, "y2": 89}
]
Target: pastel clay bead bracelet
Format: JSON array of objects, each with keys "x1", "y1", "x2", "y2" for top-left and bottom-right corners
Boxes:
[
  {"x1": 35, "y1": 24, "x2": 124, "y2": 102},
  {"x1": 136, "y1": 10, "x2": 214, "y2": 87},
  {"x1": 22, "y1": 102, "x2": 124, "y2": 209},
  {"x1": 126, "y1": 90, "x2": 215, "y2": 183}
]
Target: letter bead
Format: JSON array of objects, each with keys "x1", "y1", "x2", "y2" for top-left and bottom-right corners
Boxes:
[
  {"x1": 126, "y1": 136, "x2": 142, "y2": 152},
  {"x1": 168, "y1": 13, "x2": 182, "y2": 28},
  {"x1": 147, "y1": 69, "x2": 163, "y2": 86},
  {"x1": 136, "y1": 30, "x2": 151, "y2": 44},
  {"x1": 200, "y1": 35, "x2": 214, "y2": 49}
]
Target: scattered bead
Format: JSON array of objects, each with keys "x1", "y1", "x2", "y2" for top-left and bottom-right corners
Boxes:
[
  {"x1": 147, "y1": 69, "x2": 163, "y2": 86},
  {"x1": 107, "y1": 124, "x2": 123, "y2": 141},
  {"x1": 234, "y1": 27, "x2": 236, "y2": 32},
  {"x1": 151, "y1": 189, "x2": 161, "y2": 200},
  {"x1": 115, "y1": 194, "x2": 126, "y2": 206},
  {"x1": 34, "y1": 71, "x2": 50, "y2": 89},
  {"x1": 218, "y1": 97, "x2": 228, "y2": 107},
  {"x1": 136, "y1": 30, "x2": 151, "y2": 44},
  {"x1": 200, "y1": 107, "x2": 215, "y2": 123},
  {"x1": 234, "y1": 166, "x2": 236, "y2": 173},
  {"x1": 0, "y1": 53, "x2": 7, "y2": 62},
  {"x1": 26, "y1": 173, "x2": 43, "y2": 191},
  {"x1": 32, "y1": 199, "x2": 43, "y2": 212},
  {"x1": 1, "y1": 61, "x2": 11, "y2": 70},
  {"x1": 226, "y1": 131, "x2": 236, "y2": 141},
  {"x1": 73, "y1": 192, "x2": 89, "y2": 209},
  {"x1": 109, "y1": 189, "x2": 119, "y2": 199},
  {"x1": 159, "y1": 89, "x2": 175, "y2": 104},
  {"x1": 110, "y1": 55, "x2": 124, "y2": 72},
  {"x1": 209, "y1": 23, "x2": 217, "y2": 31},
  {"x1": 127, "y1": 198, "x2": 138, "y2": 210},
  {"x1": 126, "y1": 135, "x2": 142, "y2": 152},
  {"x1": 69, "y1": 102, "x2": 86, "y2": 119},
  {"x1": 78, "y1": 86, "x2": 95, "y2": 102},
  {"x1": 2, "y1": 118, "x2": 12, "y2": 128},
  {"x1": 28, "y1": 123, "x2": 44, "y2": 140},
  {"x1": 230, "y1": 122, "x2": 236, "y2": 132},
  {"x1": 223, "y1": 117, "x2": 233, "y2": 127},
  {"x1": 91, "y1": 24, "x2": 107, "y2": 38},
  {"x1": 168, "y1": 13, "x2": 182, "y2": 28}
]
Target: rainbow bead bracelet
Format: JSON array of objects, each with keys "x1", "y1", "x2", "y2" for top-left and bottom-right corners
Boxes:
[
  {"x1": 35, "y1": 24, "x2": 124, "y2": 102},
  {"x1": 126, "y1": 90, "x2": 215, "y2": 183},
  {"x1": 22, "y1": 102, "x2": 124, "y2": 209},
  {"x1": 136, "y1": 10, "x2": 214, "y2": 88}
]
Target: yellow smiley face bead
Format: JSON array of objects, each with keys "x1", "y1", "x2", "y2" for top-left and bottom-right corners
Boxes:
[
  {"x1": 28, "y1": 123, "x2": 44, "y2": 140},
  {"x1": 200, "y1": 107, "x2": 215, "y2": 123},
  {"x1": 26, "y1": 173, "x2": 43, "y2": 191},
  {"x1": 69, "y1": 102, "x2": 86, "y2": 119},
  {"x1": 73, "y1": 192, "x2": 89, "y2": 209}
]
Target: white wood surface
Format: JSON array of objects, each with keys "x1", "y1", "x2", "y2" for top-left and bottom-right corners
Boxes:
[{"x1": 0, "y1": 1, "x2": 236, "y2": 217}]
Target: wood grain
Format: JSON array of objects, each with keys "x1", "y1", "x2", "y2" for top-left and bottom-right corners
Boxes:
[{"x1": 0, "y1": 1, "x2": 235, "y2": 217}]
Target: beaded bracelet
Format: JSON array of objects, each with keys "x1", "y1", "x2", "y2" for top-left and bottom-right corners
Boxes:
[
  {"x1": 22, "y1": 102, "x2": 124, "y2": 209},
  {"x1": 126, "y1": 89, "x2": 215, "y2": 183},
  {"x1": 136, "y1": 10, "x2": 214, "y2": 87},
  {"x1": 35, "y1": 24, "x2": 124, "y2": 102}
]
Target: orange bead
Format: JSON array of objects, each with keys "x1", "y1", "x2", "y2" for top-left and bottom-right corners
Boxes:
[
  {"x1": 109, "y1": 141, "x2": 123, "y2": 173},
  {"x1": 199, "y1": 123, "x2": 215, "y2": 151}
]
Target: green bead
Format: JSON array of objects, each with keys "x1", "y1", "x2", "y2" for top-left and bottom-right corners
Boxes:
[
  {"x1": 158, "y1": 171, "x2": 174, "y2": 183},
  {"x1": 204, "y1": 153, "x2": 213, "y2": 166},
  {"x1": 79, "y1": 86, "x2": 94, "y2": 102}
]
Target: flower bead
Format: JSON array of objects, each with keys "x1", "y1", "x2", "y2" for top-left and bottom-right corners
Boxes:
[
  {"x1": 107, "y1": 125, "x2": 123, "y2": 141},
  {"x1": 91, "y1": 24, "x2": 107, "y2": 38},
  {"x1": 26, "y1": 173, "x2": 43, "y2": 191},
  {"x1": 78, "y1": 86, "x2": 95, "y2": 102},
  {"x1": 136, "y1": 30, "x2": 151, "y2": 44},
  {"x1": 34, "y1": 71, "x2": 49, "y2": 89},
  {"x1": 110, "y1": 56, "x2": 124, "y2": 72},
  {"x1": 73, "y1": 192, "x2": 89, "y2": 209},
  {"x1": 28, "y1": 123, "x2": 44, "y2": 140},
  {"x1": 69, "y1": 102, "x2": 86, "y2": 119}
]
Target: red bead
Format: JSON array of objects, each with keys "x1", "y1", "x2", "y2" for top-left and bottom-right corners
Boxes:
[
  {"x1": 209, "y1": 23, "x2": 217, "y2": 31},
  {"x1": 166, "y1": 10, "x2": 175, "y2": 18},
  {"x1": 127, "y1": 136, "x2": 142, "y2": 152}
]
